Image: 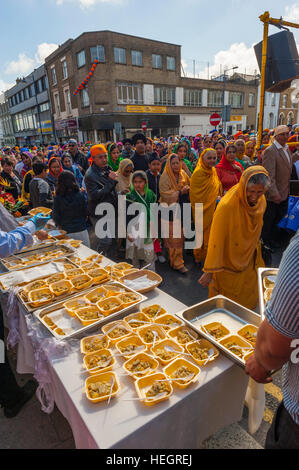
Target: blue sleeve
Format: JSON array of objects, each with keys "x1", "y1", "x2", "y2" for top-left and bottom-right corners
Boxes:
[{"x1": 0, "y1": 222, "x2": 35, "y2": 258}]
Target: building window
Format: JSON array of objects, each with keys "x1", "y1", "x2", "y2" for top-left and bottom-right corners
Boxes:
[
  {"x1": 8, "y1": 98, "x2": 12, "y2": 107},
  {"x1": 154, "y1": 86, "x2": 176, "y2": 106},
  {"x1": 81, "y1": 88, "x2": 90, "y2": 107},
  {"x1": 37, "y1": 79, "x2": 43, "y2": 94},
  {"x1": 65, "y1": 89, "x2": 72, "y2": 115},
  {"x1": 131, "y1": 50, "x2": 143, "y2": 66},
  {"x1": 40, "y1": 102, "x2": 50, "y2": 113},
  {"x1": 208, "y1": 90, "x2": 223, "y2": 107},
  {"x1": 282, "y1": 94, "x2": 287, "y2": 108},
  {"x1": 152, "y1": 54, "x2": 162, "y2": 69},
  {"x1": 166, "y1": 56, "x2": 176, "y2": 71},
  {"x1": 77, "y1": 50, "x2": 86, "y2": 68},
  {"x1": 271, "y1": 93, "x2": 276, "y2": 106},
  {"x1": 52, "y1": 68, "x2": 57, "y2": 85},
  {"x1": 62, "y1": 60, "x2": 68, "y2": 79},
  {"x1": 279, "y1": 113, "x2": 285, "y2": 125},
  {"x1": 54, "y1": 93, "x2": 61, "y2": 116},
  {"x1": 90, "y1": 45, "x2": 105, "y2": 63},
  {"x1": 24, "y1": 88, "x2": 30, "y2": 100},
  {"x1": 248, "y1": 93, "x2": 255, "y2": 107},
  {"x1": 114, "y1": 47, "x2": 126, "y2": 64},
  {"x1": 20, "y1": 90, "x2": 24, "y2": 102},
  {"x1": 229, "y1": 92, "x2": 244, "y2": 108},
  {"x1": 116, "y1": 82, "x2": 143, "y2": 105},
  {"x1": 184, "y1": 89, "x2": 202, "y2": 107}
]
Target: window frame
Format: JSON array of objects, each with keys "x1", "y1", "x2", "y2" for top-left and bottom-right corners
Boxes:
[
  {"x1": 229, "y1": 91, "x2": 244, "y2": 108},
  {"x1": 90, "y1": 45, "x2": 105, "y2": 63},
  {"x1": 116, "y1": 82, "x2": 144, "y2": 105},
  {"x1": 184, "y1": 89, "x2": 202, "y2": 107},
  {"x1": 77, "y1": 50, "x2": 86, "y2": 68},
  {"x1": 81, "y1": 88, "x2": 90, "y2": 108},
  {"x1": 131, "y1": 50, "x2": 143, "y2": 67},
  {"x1": 166, "y1": 56, "x2": 176, "y2": 71},
  {"x1": 207, "y1": 90, "x2": 223, "y2": 107},
  {"x1": 152, "y1": 54, "x2": 162, "y2": 69},
  {"x1": 52, "y1": 67, "x2": 57, "y2": 86},
  {"x1": 62, "y1": 60, "x2": 68, "y2": 80},
  {"x1": 154, "y1": 86, "x2": 176, "y2": 106},
  {"x1": 54, "y1": 93, "x2": 61, "y2": 117},
  {"x1": 248, "y1": 93, "x2": 255, "y2": 107},
  {"x1": 65, "y1": 89, "x2": 72, "y2": 115},
  {"x1": 114, "y1": 47, "x2": 126, "y2": 65}
]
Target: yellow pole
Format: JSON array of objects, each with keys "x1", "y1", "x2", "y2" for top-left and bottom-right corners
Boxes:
[{"x1": 257, "y1": 12, "x2": 269, "y2": 148}]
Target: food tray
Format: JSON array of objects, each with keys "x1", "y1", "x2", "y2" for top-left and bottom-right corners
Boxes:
[
  {"x1": 120, "y1": 270, "x2": 163, "y2": 294},
  {"x1": 0, "y1": 243, "x2": 75, "y2": 272},
  {"x1": 33, "y1": 282, "x2": 147, "y2": 340},
  {"x1": 176, "y1": 295, "x2": 261, "y2": 368},
  {"x1": 258, "y1": 268, "x2": 279, "y2": 320}
]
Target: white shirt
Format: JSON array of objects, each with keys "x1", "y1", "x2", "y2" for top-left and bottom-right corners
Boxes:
[{"x1": 274, "y1": 139, "x2": 291, "y2": 165}]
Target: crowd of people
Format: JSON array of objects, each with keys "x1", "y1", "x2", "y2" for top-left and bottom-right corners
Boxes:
[
  {"x1": 0, "y1": 125, "x2": 299, "y2": 303},
  {"x1": 0, "y1": 125, "x2": 298, "y2": 448}
]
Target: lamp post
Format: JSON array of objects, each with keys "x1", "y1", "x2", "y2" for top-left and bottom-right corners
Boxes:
[
  {"x1": 222, "y1": 66, "x2": 238, "y2": 134},
  {"x1": 22, "y1": 72, "x2": 44, "y2": 146}
]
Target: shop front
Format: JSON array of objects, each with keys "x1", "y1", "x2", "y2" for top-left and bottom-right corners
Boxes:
[{"x1": 54, "y1": 118, "x2": 79, "y2": 143}]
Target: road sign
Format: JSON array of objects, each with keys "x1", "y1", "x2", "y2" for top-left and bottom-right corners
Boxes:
[
  {"x1": 210, "y1": 113, "x2": 221, "y2": 126},
  {"x1": 142, "y1": 121, "x2": 147, "y2": 132}
]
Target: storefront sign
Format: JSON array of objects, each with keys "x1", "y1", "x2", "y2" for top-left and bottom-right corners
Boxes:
[
  {"x1": 55, "y1": 119, "x2": 78, "y2": 130},
  {"x1": 230, "y1": 115, "x2": 243, "y2": 121},
  {"x1": 38, "y1": 120, "x2": 53, "y2": 133},
  {"x1": 126, "y1": 105, "x2": 167, "y2": 114}
]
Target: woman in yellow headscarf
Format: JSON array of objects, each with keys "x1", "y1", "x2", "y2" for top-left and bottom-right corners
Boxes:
[
  {"x1": 190, "y1": 148, "x2": 222, "y2": 265},
  {"x1": 245, "y1": 140, "x2": 256, "y2": 162},
  {"x1": 199, "y1": 166, "x2": 269, "y2": 310},
  {"x1": 159, "y1": 153, "x2": 190, "y2": 273}
]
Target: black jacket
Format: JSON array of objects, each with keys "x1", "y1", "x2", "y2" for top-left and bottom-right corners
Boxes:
[
  {"x1": 131, "y1": 152, "x2": 149, "y2": 172},
  {"x1": 53, "y1": 190, "x2": 88, "y2": 233},
  {"x1": 84, "y1": 163, "x2": 118, "y2": 218},
  {"x1": 29, "y1": 178, "x2": 53, "y2": 209},
  {"x1": 1, "y1": 170, "x2": 22, "y2": 200},
  {"x1": 146, "y1": 170, "x2": 161, "y2": 201},
  {"x1": 69, "y1": 150, "x2": 89, "y2": 174}
]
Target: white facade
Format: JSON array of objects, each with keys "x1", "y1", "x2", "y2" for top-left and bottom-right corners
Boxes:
[
  {"x1": 180, "y1": 113, "x2": 247, "y2": 136},
  {"x1": 256, "y1": 85, "x2": 280, "y2": 130}
]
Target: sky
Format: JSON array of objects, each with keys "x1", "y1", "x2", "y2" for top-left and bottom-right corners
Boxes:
[{"x1": 1, "y1": 0, "x2": 299, "y2": 94}]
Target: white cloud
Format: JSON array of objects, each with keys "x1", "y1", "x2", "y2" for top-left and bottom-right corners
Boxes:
[
  {"x1": 191, "y1": 42, "x2": 260, "y2": 80},
  {"x1": 284, "y1": 4, "x2": 299, "y2": 22},
  {"x1": 5, "y1": 53, "x2": 35, "y2": 76},
  {"x1": 4, "y1": 43, "x2": 58, "y2": 78},
  {"x1": 56, "y1": 0, "x2": 122, "y2": 8},
  {"x1": 35, "y1": 43, "x2": 59, "y2": 64},
  {"x1": 0, "y1": 79, "x2": 14, "y2": 94}
]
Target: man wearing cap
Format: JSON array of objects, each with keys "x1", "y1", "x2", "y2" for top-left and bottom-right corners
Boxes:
[
  {"x1": 121, "y1": 138, "x2": 134, "y2": 160},
  {"x1": 84, "y1": 144, "x2": 118, "y2": 256},
  {"x1": 262, "y1": 125, "x2": 293, "y2": 250},
  {"x1": 67, "y1": 139, "x2": 89, "y2": 174}
]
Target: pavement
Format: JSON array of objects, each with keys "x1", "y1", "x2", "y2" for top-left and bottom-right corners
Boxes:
[{"x1": 0, "y1": 234, "x2": 285, "y2": 450}]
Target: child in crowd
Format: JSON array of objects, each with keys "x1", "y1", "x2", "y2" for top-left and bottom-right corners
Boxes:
[
  {"x1": 126, "y1": 171, "x2": 156, "y2": 270},
  {"x1": 29, "y1": 161, "x2": 54, "y2": 209},
  {"x1": 146, "y1": 154, "x2": 166, "y2": 263}
]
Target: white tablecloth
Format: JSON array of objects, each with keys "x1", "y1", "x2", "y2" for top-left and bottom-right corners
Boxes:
[{"x1": 3, "y1": 245, "x2": 249, "y2": 449}]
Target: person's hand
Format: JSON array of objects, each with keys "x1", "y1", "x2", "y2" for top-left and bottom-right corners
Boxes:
[
  {"x1": 30, "y1": 213, "x2": 51, "y2": 231},
  {"x1": 35, "y1": 230, "x2": 49, "y2": 241},
  {"x1": 108, "y1": 171, "x2": 118, "y2": 181},
  {"x1": 245, "y1": 354, "x2": 272, "y2": 384},
  {"x1": 273, "y1": 194, "x2": 282, "y2": 204},
  {"x1": 198, "y1": 272, "x2": 213, "y2": 287},
  {"x1": 127, "y1": 234, "x2": 134, "y2": 243},
  {"x1": 181, "y1": 185, "x2": 189, "y2": 195},
  {"x1": 233, "y1": 164, "x2": 242, "y2": 172},
  {"x1": 80, "y1": 187, "x2": 86, "y2": 193}
]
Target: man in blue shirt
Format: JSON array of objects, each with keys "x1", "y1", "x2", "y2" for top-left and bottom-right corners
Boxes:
[
  {"x1": 245, "y1": 229, "x2": 299, "y2": 449},
  {"x1": 0, "y1": 213, "x2": 49, "y2": 418}
]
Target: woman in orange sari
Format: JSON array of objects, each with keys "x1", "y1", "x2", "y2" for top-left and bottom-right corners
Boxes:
[
  {"x1": 159, "y1": 154, "x2": 190, "y2": 273},
  {"x1": 199, "y1": 166, "x2": 270, "y2": 310},
  {"x1": 190, "y1": 148, "x2": 222, "y2": 265}
]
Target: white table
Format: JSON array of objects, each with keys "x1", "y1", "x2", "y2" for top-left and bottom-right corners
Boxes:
[{"x1": 3, "y1": 245, "x2": 249, "y2": 449}]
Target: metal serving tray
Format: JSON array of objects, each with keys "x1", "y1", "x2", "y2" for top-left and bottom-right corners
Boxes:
[
  {"x1": 0, "y1": 258, "x2": 79, "y2": 293},
  {"x1": 176, "y1": 295, "x2": 261, "y2": 368},
  {"x1": 34, "y1": 281, "x2": 147, "y2": 340},
  {"x1": 0, "y1": 243, "x2": 75, "y2": 272},
  {"x1": 258, "y1": 268, "x2": 279, "y2": 320}
]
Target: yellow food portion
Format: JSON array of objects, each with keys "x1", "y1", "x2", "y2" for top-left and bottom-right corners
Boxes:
[
  {"x1": 225, "y1": 342, "x2": 244, "y2": 358},
  {"x1": 154, "y1": 347, "x2": 177, "y2": 361},
  {"x1": 127, "y1": 359, "x2": 152, "y2": 373},
  {"x1": 241, "y1": 331, "x2": 256, "y2": 346},
  {"x1": 77, "y1": 307, "x2": 103, "y2": 320},
  {"x1": 188, "y1": 344, "x2": 210, "y2": 361},
  {"x1": 86, "y1": 354, "x2": 112, "y2": 369},
  {"x1": 176, "y1": 329, "x2": 195, "y2": 344},
  {"x1": 109, "y1": 327, "x2": 128, "y2": 339},
  {"x1": 84, "y1": 336, "x2": 109, "y2": 352},
  {"x1": 101, "y1": 300, "x2": 121, "y2": 311},
  {"x1": 119, "y1": 344, "x2": 139, "y2": 354},
  {"x1": 88, "y1": 381, "x2": 112, "y2": 399},
  {"x1": 172, "y1": 366, "x2": 194, "y2": 380},
  {"x1": 204, "y1": 325, "x2": 227, "y2": 340},
  {"x1": 146, "y1": 381, "x2": 170, "y2": 398},
  {"x1": 141, "y1": 330, "x2": 160, "y2": 343},
  {"x1": 143, "y1": 305, "x2": 163, "y2": 318}
]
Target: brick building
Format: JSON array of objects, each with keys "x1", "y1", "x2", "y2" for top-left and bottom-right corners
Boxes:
[
  {"x1": 45, "y1": 31, "x2": 259, "y2": 142},
  {"x1": 278, "y1": 85, "x2": 299, "y2": 126}
]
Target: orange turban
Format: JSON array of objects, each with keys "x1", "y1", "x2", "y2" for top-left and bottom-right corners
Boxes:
[{"x1": 90, "y1": 144, "x2": 107, "y2": 157}]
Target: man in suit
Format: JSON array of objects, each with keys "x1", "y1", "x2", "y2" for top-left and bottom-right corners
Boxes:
[{"x1": 262, "y1": 125, "x2": 293, "y2": 250}]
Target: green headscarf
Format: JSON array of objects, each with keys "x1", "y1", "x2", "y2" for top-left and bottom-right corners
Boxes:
[
  {"x1": 126, "y1": 171, "x2": 157, "y2": 241},
  {"x1": 173, "y1": 142, "x2": 194, "y2": 173},
  {"x1": 107, "y1": 143, "x2": 123, "y2": 171}
]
